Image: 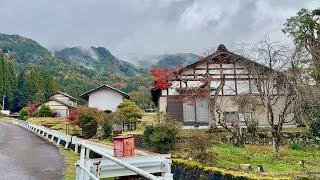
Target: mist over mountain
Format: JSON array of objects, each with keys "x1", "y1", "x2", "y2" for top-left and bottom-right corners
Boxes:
[
  {"x1": 54, "y1": 46, "x2": 144, "y2": 77},
  {"x1": 133, "y1": 53, "x2": 200, "y2": 69}
]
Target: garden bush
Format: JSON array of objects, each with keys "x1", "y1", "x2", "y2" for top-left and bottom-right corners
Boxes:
[
  {"x1": 289, "y1": 142, "x2": 304, "y2": 150},
  {"x1": 113, "y1": 100, "x2": 142, "y2": 131},
  {"x1": 36, "y1": 105, "x2": 53, "y2": 117},
  {"x1": 310, "y1": 119, "x2": 320, "y2": 139},
  {"x1": 78, "y1": 113, "x2": 98, "y2": 139},
  {"x1": 143, "y1": 122, "x2": 180, "y2": 153},
  {"x1": 68, "y1": 107, "x2": 107, "y2": 124},
  {"x1": 102, "y1": 120, "x2": 112, "y2": 138},
  {"x1": 19, "y1": 108, "x2": 29, "y2": 120}
]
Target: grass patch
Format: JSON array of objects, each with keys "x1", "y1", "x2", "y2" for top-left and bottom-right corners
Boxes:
[
  {"x1": 59, "y1": 149, "x2": 78, "y2": 180},
  {"x1": 210, "y1": 143, "x2": 320, "y2": 178}
]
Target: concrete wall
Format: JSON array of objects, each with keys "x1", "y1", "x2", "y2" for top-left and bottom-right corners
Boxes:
[{"x1": 88, "y1": 89, "x2": 124, "y2": 111}]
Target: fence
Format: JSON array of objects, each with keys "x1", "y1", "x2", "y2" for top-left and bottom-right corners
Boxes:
[{"x1": 12, "y1": 119, "x2": 173, "y2": 180}]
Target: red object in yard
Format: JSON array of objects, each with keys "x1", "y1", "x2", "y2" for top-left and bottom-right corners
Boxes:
[{"x1": 113, "y1": 135, "x2": 135, "y2": 157}]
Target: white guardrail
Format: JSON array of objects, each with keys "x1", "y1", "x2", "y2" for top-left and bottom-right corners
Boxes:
[{"x1": 12, "y1": 119, "x2": 173, "y2": 180}]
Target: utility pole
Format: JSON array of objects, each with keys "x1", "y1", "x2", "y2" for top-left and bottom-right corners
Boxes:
[{"x1": 2, "y1": 95, "x2": 5, "y2": 110}]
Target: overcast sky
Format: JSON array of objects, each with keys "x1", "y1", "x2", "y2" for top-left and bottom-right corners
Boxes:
[{"x1": 0, "y1": 0, "x2": 319, "y2": 60}]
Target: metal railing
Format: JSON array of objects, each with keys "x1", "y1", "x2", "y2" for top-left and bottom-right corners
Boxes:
[{"x1": 12, "y1": 119, "x2": 173, "y2": 180}]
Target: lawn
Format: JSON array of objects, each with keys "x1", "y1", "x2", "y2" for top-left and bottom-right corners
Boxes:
[{"x1": 208, "y1": 143, "x2": 320, "y2": 178}]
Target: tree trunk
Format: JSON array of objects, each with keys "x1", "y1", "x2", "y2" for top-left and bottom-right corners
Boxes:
[{"x1": 272, "y1": 134, "x2": 281, "y2": 156}]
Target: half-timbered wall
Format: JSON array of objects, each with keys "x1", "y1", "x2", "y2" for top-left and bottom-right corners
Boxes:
[{"x1": 162, "y1": 61, "x2": 258, "y2": 96}]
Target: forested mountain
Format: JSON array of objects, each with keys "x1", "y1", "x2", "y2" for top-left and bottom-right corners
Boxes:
[
  {"x1": 0, "y1": 33, "x2": 154, "y2": 112},
  {"x1": 135, "y1": 53, "x2": 200, "y2": 69},
  {"x1": 54, "y1": 46, "x2": 144, "y2": 77}
]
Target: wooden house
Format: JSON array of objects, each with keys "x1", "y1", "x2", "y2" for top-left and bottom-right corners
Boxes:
[
  {"x1": 152, "y1": 45, "x2": 296, "y2": 128},
  {"x1": 39, "y1": 91, "x2": 78, "y2": 117}
]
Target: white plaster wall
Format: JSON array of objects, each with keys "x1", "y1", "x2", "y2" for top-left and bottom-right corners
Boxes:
[
  {"x1": 43, "y1": 100, "x2": 69, "y2": 117},
  {"x1": 88, "y1": 89, "x2": 124, "y2": 111}
]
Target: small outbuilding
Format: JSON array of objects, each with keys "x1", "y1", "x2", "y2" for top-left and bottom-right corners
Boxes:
[
  {"x1": 80, "y1": 84, "x2": 130, "y2": 112},
  {"x1": 38, "y1": 91, "x2": 78, "y2": 117}
]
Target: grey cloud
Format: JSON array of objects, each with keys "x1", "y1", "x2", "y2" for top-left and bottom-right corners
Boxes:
[{"x1": 0, "y1": 0, "x2": 318, "y2": 60}]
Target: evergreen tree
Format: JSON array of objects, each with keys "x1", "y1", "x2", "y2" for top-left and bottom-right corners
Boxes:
[{"x1": 0, "y1": 55, "x2": 16, "y2": 110}]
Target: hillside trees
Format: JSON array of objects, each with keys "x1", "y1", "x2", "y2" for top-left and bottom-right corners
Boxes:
[
  {"x1": 12, "y1": 68, "x2": 59, "y2": 111},
  {"x1": 0, "y1": 55, "x2": 16, "y2": 110}
]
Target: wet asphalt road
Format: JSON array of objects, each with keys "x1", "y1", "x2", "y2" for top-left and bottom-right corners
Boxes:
[{"x1": 0, "y1": 121, "x2": 64, "y2": 180}]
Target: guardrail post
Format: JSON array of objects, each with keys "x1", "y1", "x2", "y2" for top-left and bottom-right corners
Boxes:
[
  {"x1": 85, "y1": 149, "x2": 90, "y2": 159},
  {"x1": 75, "y1": 144, "x2": 79, "y2": 154},
  {"x1": 46, "y1": 133, "x2": 49, "y2": 138},
  {"x1": 64, "y1": 142, "x2": 69, "y2": 149},
  {"x1": 51, "y1": 135, "x2": 55, "y2": 141},
  {"x1": 57, "y1": 139, "x2": 61, "y2": 145},
  {"x1": 76, "y1": 164, "x2": 81, "y2": 180},
  {"x1": 163, "y1": 158, "x2": 173, "y2": 180}
]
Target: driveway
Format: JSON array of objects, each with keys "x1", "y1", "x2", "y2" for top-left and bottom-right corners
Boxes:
[{"x1": 0, "y1": 120, "x2": 64, "y2": 180}]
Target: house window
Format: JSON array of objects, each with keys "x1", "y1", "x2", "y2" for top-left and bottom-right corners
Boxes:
[
  {"x1": 237, "y1": 80, "x2": 250, "y2": 94},
  {"x1": 224, "y1": 112, "x2": 252, "y2": 122},
  {"x1": 224, "y1": 112, "x2": 238, "y2": 122},
  {"x1": 238, "y1": 113, "x2": 252, "y2": 122},
  {"x1": 223, "y1": 81, "x2": 236, "y2": 95}
]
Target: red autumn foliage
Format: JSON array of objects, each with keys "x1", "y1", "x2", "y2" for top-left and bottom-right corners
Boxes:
[
  {"x1": 68, "y1": 109, "x2": 81, "y2": 124},
  {"x1": 26, "y1": 103, "x2": 38, "y2": 116},
  {"x1": 68, "y1": 107, "x2": 108, "y2": 125},
  {"x1": 150, "y1": 66, "x2": 176, "y2": 90}
]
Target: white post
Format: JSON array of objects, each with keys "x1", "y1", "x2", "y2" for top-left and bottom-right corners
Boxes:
[
  {"x1": 2, "y1": 95, "x2": 5, "y2": 110},
  {"x1": 64, "y1": 142, "x2": 69, "y2": 149},
  {"x1": 75, "y1": 144, "x2": 79, "y2": 154},
  {"x1": 163, "y1": 158, "x2": 173, "y2": 180},
  {"x1": 85, "y1": 149, "x2": 90, "y2": 159}
]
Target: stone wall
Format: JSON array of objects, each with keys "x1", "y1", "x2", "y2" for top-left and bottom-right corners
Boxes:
[{"x1": 171, "y1": 159, "x2": 260, "y2": 180}]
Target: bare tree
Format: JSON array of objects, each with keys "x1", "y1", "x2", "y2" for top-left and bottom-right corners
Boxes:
[{"x1": 249, "y1": 38, "x2": 298, "y2": 155}]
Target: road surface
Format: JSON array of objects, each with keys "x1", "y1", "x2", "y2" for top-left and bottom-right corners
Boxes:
[{"x1": 0, "y1": 120, "x2": 64, "y2": 180}]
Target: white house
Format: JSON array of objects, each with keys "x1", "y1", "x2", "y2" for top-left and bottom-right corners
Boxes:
[
  {"x1": 39, "y1": 91, "x2": 78, "y2": 117},
  {"x1": 80, "y1": 84, "x2": 130, "y2": 112}
]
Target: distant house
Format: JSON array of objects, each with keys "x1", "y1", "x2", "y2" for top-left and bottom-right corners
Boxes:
[
  {"x1": 39, "y1": 91, "x2": 78, "y2": 117},
  {"x1": 80, "y1": 84, "x2": 130, "y2": 112},
  {"x1": 152, "y1": 45, "x2": 296, "y2": 128}
]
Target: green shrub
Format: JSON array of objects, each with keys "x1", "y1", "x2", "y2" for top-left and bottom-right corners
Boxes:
[
  {"x1": 78, "y1": 113, "x2": 98, "y2": 139},
  {"x1": 143, "y1": 122, "x2": 180, "y2": 153},
  {"x1": 104, "y1": 110, "x2": 112, "y2": 114},
  {"x1": 310, "y1": 119, "x2": 320, "y2": 139},
  {"x1": 102, "y1": 120, "x2": 112, "y2": 138},
  {"x1": 289, "y1": 142, "x2": 304, "y2": 151},
  {"x1": 36, "y1": 105, "x2": 53, "y2": 117},
  {"x1": 19, "y1": 108, "x2": 29, "y2": 120}
]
